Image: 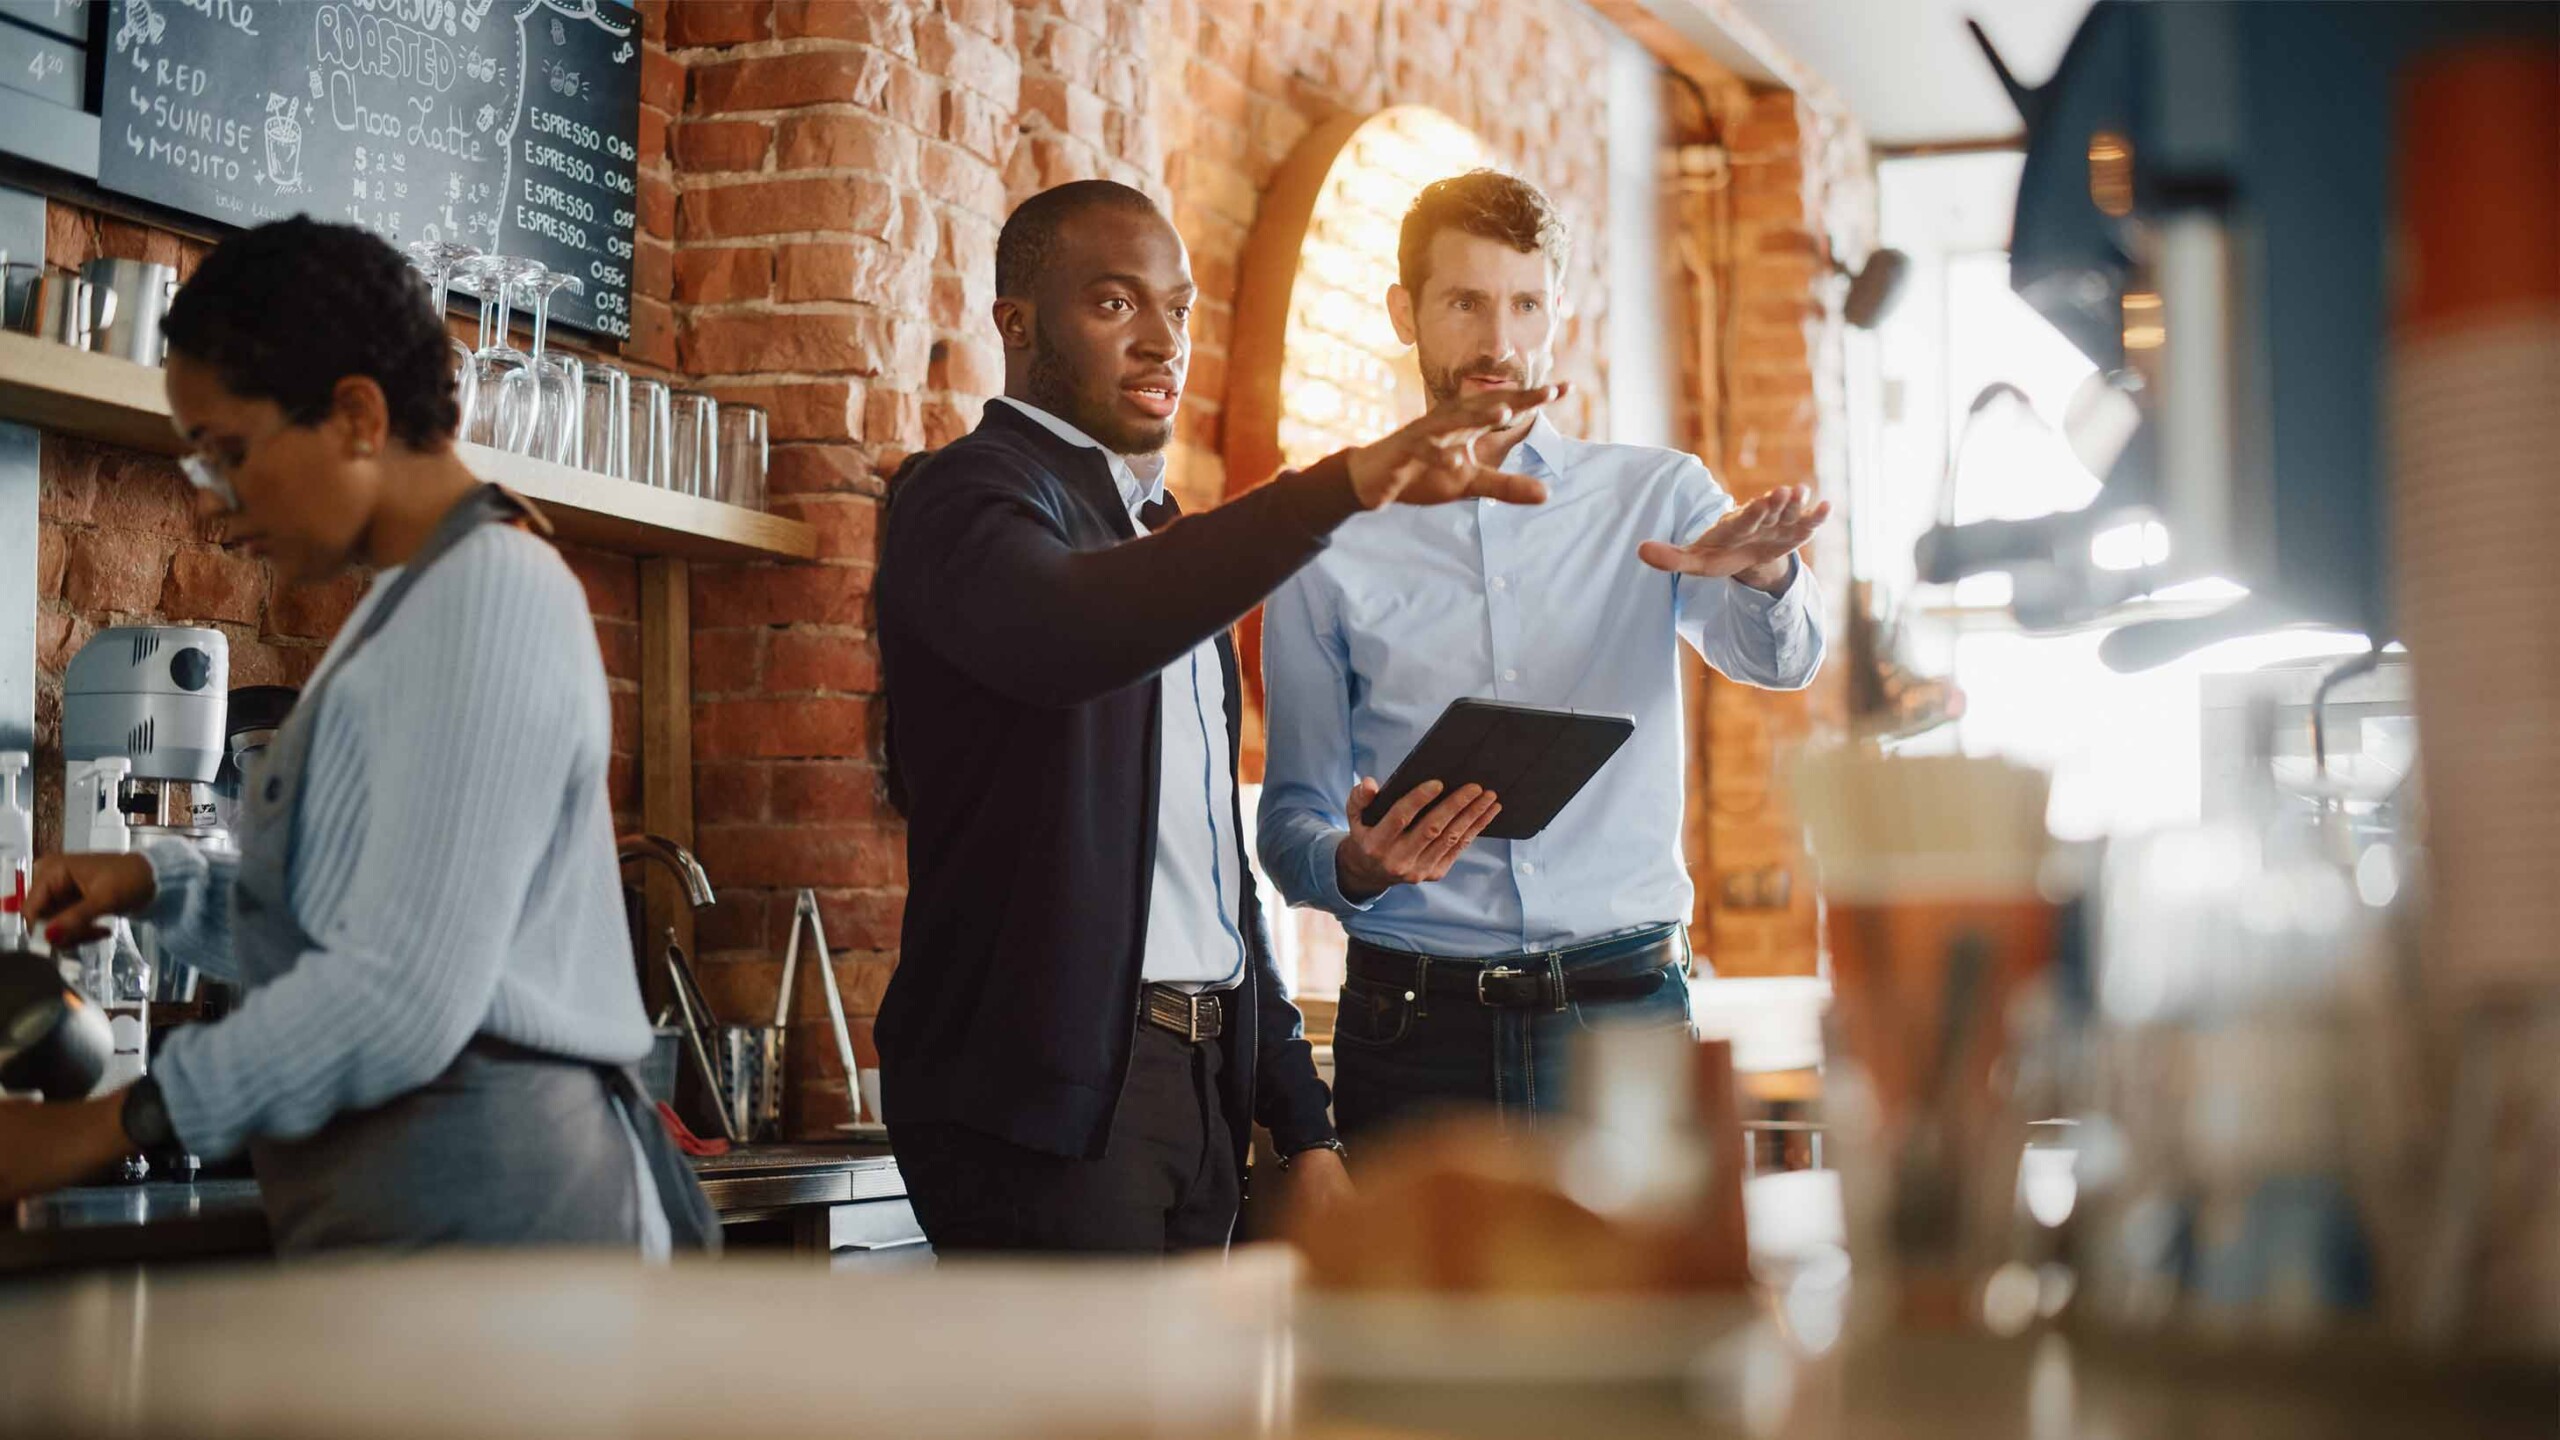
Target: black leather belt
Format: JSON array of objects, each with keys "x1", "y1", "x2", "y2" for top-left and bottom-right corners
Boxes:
[
  {"x1": 1345, "y1": 924, "x2": 1686, "y2": 1011},
  {"x1": 1140, "y1": 983, "x2": 1227, "y2": 1042}
]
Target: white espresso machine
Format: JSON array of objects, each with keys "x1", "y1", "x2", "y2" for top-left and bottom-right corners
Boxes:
[{"x1": 60, "y1": 625, "x2": 229, "y2": 1128}]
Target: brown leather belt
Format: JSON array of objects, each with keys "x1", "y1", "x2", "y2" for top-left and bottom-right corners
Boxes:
[
  {"x1": 1345, "y1": 924, "x2": 1686, "y2": 1011},
  {"x1": 1140, "y1": 983, "x2": 1227, "y2": 1042}
]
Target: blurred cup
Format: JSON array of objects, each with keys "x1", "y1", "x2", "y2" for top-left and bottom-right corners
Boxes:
[{"x1": 1794, "y1": 750, "x2": 2059, "y2": 1331}]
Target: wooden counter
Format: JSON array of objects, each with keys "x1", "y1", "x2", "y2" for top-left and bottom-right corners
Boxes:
[{"x1": 0, "y1": 1248, "x2": 2546, "y2": 1439}]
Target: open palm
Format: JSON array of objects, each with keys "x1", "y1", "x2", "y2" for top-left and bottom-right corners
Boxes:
[
  {"x1": 1348, "y1": 384, "x2": 1568, "y2": 510},
  {"x1": 1638, "y1": 484, "x2": 1830, "y2": 581}
]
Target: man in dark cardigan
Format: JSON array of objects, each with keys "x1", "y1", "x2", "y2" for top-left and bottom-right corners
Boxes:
[{"x1": 876, "y1": 179, "x2": 1561, "y2": 1253}]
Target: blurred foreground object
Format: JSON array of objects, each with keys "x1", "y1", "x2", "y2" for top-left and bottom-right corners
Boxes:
[
  {"x1": 1934, "y1": 2, "x2": 2557, "y2": 665},
  {"x1": 1290, "y1": 1031, "x2": 1749, "y2": 1296},
  {"x1": 2389, "y1": 41, "x2": 2559, "y2": 1357},
  {"x1": 1288, "y1": 1032, "x2": 1760, "y2": 1385},
  {"x1": 1794, "y1": 751, "x2": 2060, "y2": 1334}
]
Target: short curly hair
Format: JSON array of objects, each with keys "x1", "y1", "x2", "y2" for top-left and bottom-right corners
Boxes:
[
  {"x1": 1397, "y1": 170, "x2": 1571, "y2": 298},
  {"x1": 994, "y1": 179, "x2": 1162, "y2": 299},
  {"x1": 162, "y1": 216, "x2": 460, "y2": 448}
]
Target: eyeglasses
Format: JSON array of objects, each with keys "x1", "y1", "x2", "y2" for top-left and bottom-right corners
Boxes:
[
  {"x1": 176, "y1": 449, "x2": 242, "y2": 513},
  {"x1": 174, "y1": 418, "x2": 289, "y2": 515}
]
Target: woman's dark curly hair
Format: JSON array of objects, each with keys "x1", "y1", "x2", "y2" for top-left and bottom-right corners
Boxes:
[{"x1": 162, "y1": 216, "x2": 460, "y2": 447}]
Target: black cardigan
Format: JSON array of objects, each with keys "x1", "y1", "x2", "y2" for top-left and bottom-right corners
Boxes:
[{"x1": 875, "y1": 400, "x2": 1359, "y2": 1162}]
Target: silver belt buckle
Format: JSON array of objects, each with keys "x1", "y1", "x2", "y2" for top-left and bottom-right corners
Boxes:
[
  {"x1": 1476, "y1": 965, "x2": 1527, "y2": 1005},
  {"x1": 1151, "y1": 987, "x2": 1218, "y2": 1042}
]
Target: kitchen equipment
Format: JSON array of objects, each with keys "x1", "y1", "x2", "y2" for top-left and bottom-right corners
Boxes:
[
  {"x1": 670, "y1": 391, "x2": 717, "y2": 499},
  {"x1": 1793, "y1": 749, "x2": 2059, "y2": 1333},
  {"x1": 61, "y1": 627, "x2": 228, "y2": 1126},
  {"x1": 777, "y1": 888, "x2": 872, "y2": 1135},
  {"x1": 0, "y1": 944, "x2": 113, "y2": 1101},
  {"x1": 0, "y1": 751, "x2": 29, "y2": 950},
  {"x1": 717, "y1": 402, "x2": 766, "y2": 511},
  {"x1": 716, "y1": 1023, "x2": 781, "y2": 1143},
  {"x1": 9, "y1": 266, "x2": 109, "y2": 347},
  {"x1": 628, "y1": 378, "x2": 674, "y2": 488},
  {"x1": 579, "y1": 363, "x2": 632, "y2": 481},
  {"x1": 78, "y1": 258, "x2": 177, "y2": 366},
  {"x1": 658, "y1": 926, "x2": 736, "y2": 1145}
]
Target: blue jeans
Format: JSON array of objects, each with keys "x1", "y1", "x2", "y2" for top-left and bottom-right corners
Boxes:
[{"x1": 1329, "y1": 928, "x2": 1698, "y2": 1146}]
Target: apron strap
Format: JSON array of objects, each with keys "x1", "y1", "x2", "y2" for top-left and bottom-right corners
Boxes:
[{"x1": 604, "y1": 1068, "x2": 724, "y2": 1252}]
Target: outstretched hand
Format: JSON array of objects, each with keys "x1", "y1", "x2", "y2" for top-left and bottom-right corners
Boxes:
[
  {"x1": 1638, "y1": 484, "x2": 1830, "y2": 592},
  {"x1": 1347, "y1": 384, "x2": 1569, "y2": 510}
]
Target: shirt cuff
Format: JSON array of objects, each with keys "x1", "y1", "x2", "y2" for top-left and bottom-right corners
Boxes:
[
  {"x1": 138, "y1": 837, "x2": 207, "y2": 929},
  {"x1": 1311, "y1": 830, "x2": 1384, "y2": 916},
  {"x1": 1727, "y1": 554, "x2": 1808, "y2": 612}
]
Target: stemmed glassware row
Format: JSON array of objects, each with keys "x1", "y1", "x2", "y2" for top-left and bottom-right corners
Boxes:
[{"x1": 404, "y1": 243, "x2": 765, "y2": 510}]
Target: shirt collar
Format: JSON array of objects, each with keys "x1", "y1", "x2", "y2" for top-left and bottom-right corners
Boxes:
[
  {"x1": 1503, "y1": 414, "x2": 1581, "y2": 482},
  {"x1": 991, "y1": 395, "x2": 1169, "y2": 516}
]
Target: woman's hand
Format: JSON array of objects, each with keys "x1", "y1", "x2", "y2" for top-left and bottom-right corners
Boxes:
[
  {"x1": 24, "y1": 854, "x2": 157, "y2": 947},
  {"x1": 0, "y1": 1095, "x2": 137, "y2": 1204}
]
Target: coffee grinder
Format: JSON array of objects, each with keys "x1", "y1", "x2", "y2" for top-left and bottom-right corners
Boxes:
[{"x1": 60, "y1": 627, "x2": 229, "y2": 1164}]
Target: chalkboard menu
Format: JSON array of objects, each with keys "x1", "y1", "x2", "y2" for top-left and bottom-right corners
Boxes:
[{"x1": 97, "y1": 0, "x2": 640, "y2": 339}]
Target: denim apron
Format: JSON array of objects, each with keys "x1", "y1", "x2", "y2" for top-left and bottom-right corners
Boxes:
[{"x1": 231, "y1": 484, "x2": 717, "y2": 1255}]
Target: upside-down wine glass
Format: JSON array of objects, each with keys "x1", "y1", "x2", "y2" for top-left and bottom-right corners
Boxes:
[
  {"x1": 403, "y1": 240, "x2": 480, "y2": 434},
  {"x1": 517, "y1": 268, "x2": 584, "y2": 466}
]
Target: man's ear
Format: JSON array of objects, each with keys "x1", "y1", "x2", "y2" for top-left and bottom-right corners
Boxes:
[
  {"x1": 1386, "y1": 284, "x2": 1418, "y2": 347},
  {"x1": 992, "y1": 296, "x2": 1035, "y2": 353}
]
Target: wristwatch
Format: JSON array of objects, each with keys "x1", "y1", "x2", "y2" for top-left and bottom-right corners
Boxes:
[
  {"x1": 1277, "y1": 1138, "x2": 1347, "y2": 1171},
  {"x1": 120, "y1": 1076, "x2": 175, "y2": 1151}
]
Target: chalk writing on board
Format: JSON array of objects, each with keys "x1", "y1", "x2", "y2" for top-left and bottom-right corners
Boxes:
[{"x1": 99, "y1": 0, "x2": 638, "y2": 339}]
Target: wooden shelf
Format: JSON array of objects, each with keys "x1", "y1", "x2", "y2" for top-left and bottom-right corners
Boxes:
[{"x1": 0, "y1": 331, "x2": 813, "y2": 563}]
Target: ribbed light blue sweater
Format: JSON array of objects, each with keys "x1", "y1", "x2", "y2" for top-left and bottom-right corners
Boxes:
[{"x1": 141, "y1": 526, "x2": 652, "y2": 1160}]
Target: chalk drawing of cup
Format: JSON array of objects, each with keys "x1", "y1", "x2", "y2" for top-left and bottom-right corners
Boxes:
[{"x1": 265, "y1": 111, "x2": 303, "y2": 192}]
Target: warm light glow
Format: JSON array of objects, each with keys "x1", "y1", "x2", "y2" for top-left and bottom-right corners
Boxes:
[
  {"x1": 1276, "y1": 107, "x2": 1489, "y2": 468},
  {"x1": 2087, "y1": 131, "x2": 2135, "y2": 218},
  {"x1": 2121, "y1": 290, "x2": 2165, "y2": 352}
]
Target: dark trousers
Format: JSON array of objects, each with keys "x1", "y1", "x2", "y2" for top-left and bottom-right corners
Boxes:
[
  {"x1": 890, "y1": 1024, "x2": 1238, "y2": 1254},
  {"x1": 1330, "y1": 941, "x2": 1696, "y2": 1147}
]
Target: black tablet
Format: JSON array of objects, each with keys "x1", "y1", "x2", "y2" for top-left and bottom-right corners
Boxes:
[{"x1": 1358, "y1": 699, "x2": 1636, "y2": 842}]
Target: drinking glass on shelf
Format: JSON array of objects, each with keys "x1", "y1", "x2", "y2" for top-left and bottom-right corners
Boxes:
[
  {"x1": 628, "y1": 377, "x2": 674, "y2": 488},
  {"x1": 402, "y1": 240, "x2": 480, "y2": 433},
  {"x1": 517, "y1": 268, "x2": 584, "y2": 466},
  {"x1": 717, "y1": 403, "x2": 768, "y2": 512},
  {"x1": 453, "y1": 255, "x2": 544, "y2": 454},
  {"x1": 581, "y1": 363, "x2": 633, "y2": 481},
  {"x1": 670, "y1": 390, "x2": 719, "y2": 499}
]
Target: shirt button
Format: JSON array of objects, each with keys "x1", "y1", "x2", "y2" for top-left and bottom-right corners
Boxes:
[
  {"x1": 1518, "y1": 861, "x2": 1537, "y2": 876},
  {"x1": 1491, "y1": 576, "x2": 1510, "y2": 592},
  {"x1": 1502, "y1": 668, "x2": 1519, "y2": 683}
]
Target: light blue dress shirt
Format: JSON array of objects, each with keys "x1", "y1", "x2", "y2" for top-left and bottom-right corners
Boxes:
[
  {"x1": 989, "y1": 397, "x2": 1246, "y2": 988},
  {"x1": 1255, "y1": 416, "x2": 1825, "y2": 959}
]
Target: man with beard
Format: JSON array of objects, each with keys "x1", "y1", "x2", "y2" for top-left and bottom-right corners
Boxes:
[
  {"x1": 876, "y1": 179, "x2": 1566, "y2": 1252},
  {"x1": 1256, "y1": 170, "x2": 1830, "y2": 1144}
]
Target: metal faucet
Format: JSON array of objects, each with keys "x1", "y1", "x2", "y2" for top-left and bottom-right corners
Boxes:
[{"x1": 617, "y1": 833, "x2": 715, "y2": 909}]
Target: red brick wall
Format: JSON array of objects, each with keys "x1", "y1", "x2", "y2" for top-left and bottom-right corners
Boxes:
[
  {"x1": 659, "y1": 0, "x2": 1640, "y2": 1129},
  {"x1": 1684, "y1": 88, "x2": 1868, "y2": 977}
]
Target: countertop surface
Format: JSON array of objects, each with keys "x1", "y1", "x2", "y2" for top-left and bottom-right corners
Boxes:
[
  {"x1": 0, "y1": 1144, "x2": 902, "y2": 1274},
  {"x1": 0, "y1": 1249, "x2": 2546, "y2": 1440}
]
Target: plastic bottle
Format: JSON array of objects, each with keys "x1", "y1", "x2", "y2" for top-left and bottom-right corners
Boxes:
[{"x1": 0, "y1": 752, "x2": 30, "y2": 950}]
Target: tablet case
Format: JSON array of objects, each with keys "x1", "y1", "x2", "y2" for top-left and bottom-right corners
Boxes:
[{"x1": 1357, "y1": 699, "x2": 1636, "y2": 842}]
